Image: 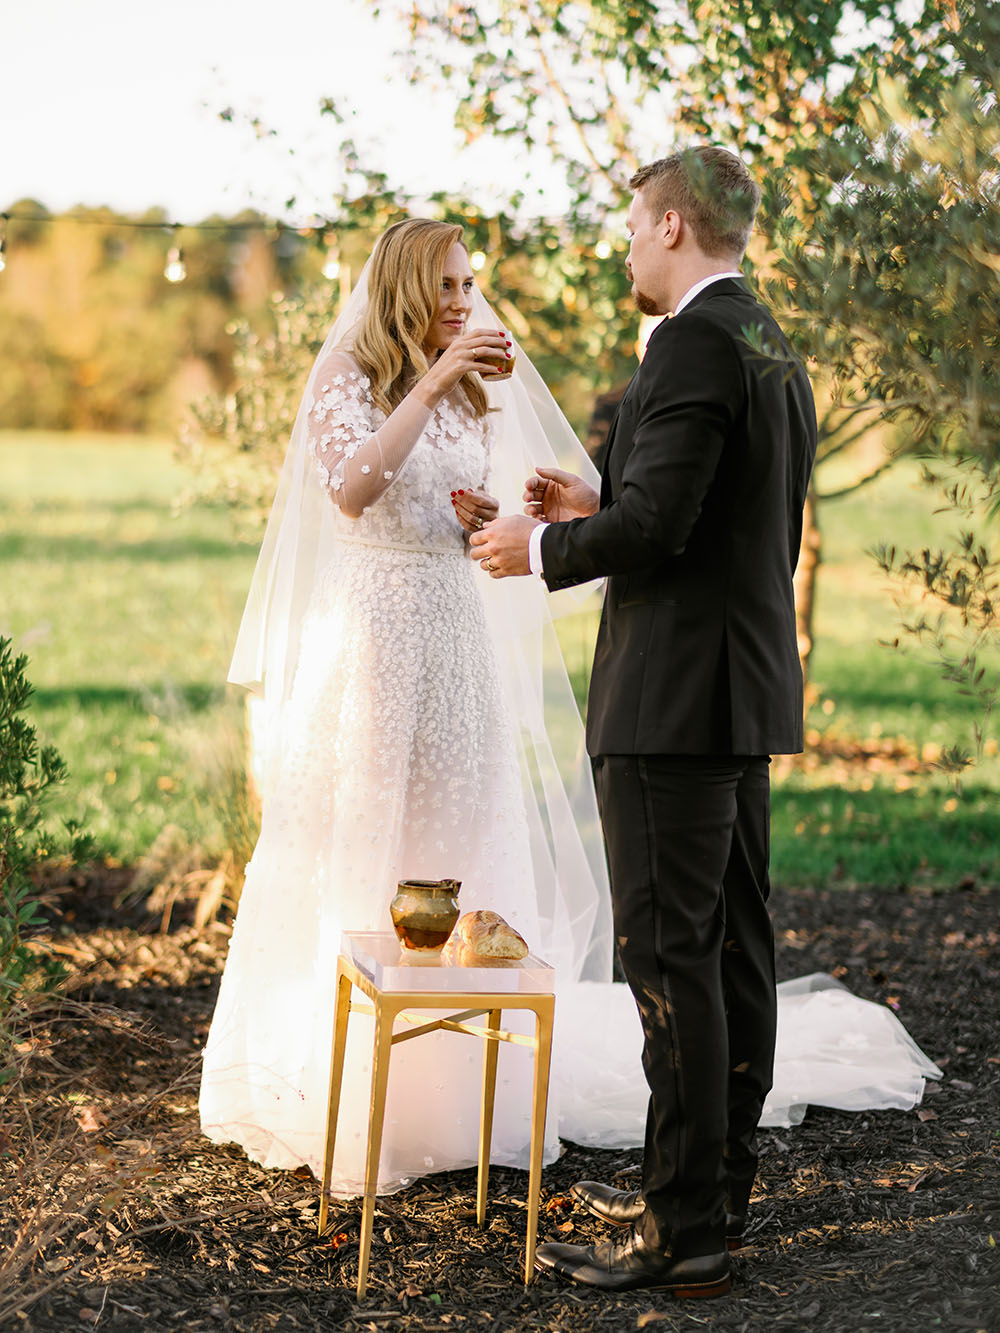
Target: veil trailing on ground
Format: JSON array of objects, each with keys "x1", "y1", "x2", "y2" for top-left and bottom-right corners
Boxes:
[{"x1": 228, "y1": 251, "x2": 614, "y2": 986}]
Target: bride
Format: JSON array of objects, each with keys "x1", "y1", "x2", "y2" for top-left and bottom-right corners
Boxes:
[
  {"x1": 199, "y1": 218, "x2": 939, "y2": 1198},
  {"x1": 199, "y1": 218, "x2": 615, "y2": 1193}
]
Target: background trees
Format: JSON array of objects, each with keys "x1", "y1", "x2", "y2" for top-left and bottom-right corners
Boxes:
[{"x1": 0, "y1": 206, "x2": 325, "y2": 436}]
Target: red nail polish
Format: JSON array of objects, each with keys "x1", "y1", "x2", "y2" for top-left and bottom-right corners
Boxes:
[
  {"x1": 450, "y1": 491, "x2": 456, "y2": 497},
  {"x1": 458, "y1": 489, "x2": 465, "y2": 495}
]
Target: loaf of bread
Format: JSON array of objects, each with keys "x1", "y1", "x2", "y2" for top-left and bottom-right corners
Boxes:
[
  {"x1": 452, "y1": 910, "x2": 528, "y2": 960},
  {"x1": 447, "y1": 942, "x2": 516, "y2": 968}
]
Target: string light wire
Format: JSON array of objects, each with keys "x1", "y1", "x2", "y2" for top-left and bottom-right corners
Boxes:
[{"x1": 0, "y1": 207, "x2": 349, "y2": 283}]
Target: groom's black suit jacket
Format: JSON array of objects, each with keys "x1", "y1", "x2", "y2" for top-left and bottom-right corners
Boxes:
[{"x1": 541, "y1": 278, "x2": 817, "y2": 757}]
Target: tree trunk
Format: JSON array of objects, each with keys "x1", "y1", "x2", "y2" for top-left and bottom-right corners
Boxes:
[{"x1": 794, "y1": 484, "x2": 821, "y2": 709}]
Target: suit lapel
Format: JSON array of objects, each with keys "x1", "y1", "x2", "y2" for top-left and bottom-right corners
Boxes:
[
  {"x1": 598, "y1": 281, "x2": 752, "y2": 506},
  {"x1": 599, "y1": 407, "x2": 621, "y2": 506},
  {"x1": 599, "y1": 371, "x2": 639, "y2": 505}
]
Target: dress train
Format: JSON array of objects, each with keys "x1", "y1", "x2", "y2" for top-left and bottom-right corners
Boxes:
[{"x1": 553, "y1": 972, "x2": 942, "y2": 1148}]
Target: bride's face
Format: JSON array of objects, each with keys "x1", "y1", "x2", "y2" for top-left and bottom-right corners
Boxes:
[{"x1": 423, "y1": 243, "x2": 475, "y2": 355}]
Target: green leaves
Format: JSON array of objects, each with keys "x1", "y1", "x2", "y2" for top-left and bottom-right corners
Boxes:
[
  {"x1": 872, "y1": 459, "x2": 1000, "y2": 773},
  {"x1": 0, "y1": 637, "x2": 75, "y2": 1043},
  {"x1": 393, "y1": 1, "x2": 998, "y2": 449}
]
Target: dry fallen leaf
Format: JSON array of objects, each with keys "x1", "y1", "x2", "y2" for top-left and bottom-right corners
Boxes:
[
  {"x1": 637, "y1": 1312, "x2": 672, "y2": 1328},
  {"x1": 917, "y1": 1108, "x2": 938, "y2": 1122},
  {"x1": 76, "y1": 1106, "x2": 106, "y2": 1134}
]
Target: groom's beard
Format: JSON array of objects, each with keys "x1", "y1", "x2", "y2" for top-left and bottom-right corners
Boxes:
[{"x1": 632, "y1": 284, "x2": 662, "y2": 317}]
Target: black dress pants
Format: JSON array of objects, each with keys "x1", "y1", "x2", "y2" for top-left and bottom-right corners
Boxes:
[{"x1": 592, "y1": 754, "x2": 776, "y2": 1258}]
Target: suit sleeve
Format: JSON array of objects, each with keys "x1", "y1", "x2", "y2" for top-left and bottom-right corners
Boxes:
[{"x1": 541, "y1": 314, "x2": 744, "y2": 588}]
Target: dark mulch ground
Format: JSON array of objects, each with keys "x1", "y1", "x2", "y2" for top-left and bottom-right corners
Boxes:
[{"x1": 3, "y1": 874, "x2": 998, "y2": 1332}]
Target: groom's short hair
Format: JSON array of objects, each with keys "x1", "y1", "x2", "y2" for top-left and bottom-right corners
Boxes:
[{"x1": 630, "y1": 147, "x2": 761, "y2": 258}]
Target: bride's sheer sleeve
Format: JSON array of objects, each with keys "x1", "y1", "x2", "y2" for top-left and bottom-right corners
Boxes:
[{"x1": 306, "y1": 349, "x2": 433, "y2": 518}]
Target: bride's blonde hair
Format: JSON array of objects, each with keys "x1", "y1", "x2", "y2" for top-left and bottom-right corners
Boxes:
[{"x1": 352, "y1": 218, "x2": 489, "y2": 419}]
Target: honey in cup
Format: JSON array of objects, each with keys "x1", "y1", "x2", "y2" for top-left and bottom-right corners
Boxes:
[{"x1": 479, "y1": 329, "x2": 516, "y2": 379}]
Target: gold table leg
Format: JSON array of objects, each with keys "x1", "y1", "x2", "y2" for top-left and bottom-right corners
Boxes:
[
  {"x1": 317, "y1": 960, "x2": 556, "y2": 1299},
  {"x1": 356, "y1": 1000, "x2": 396, "y2": 1299},
  {"x1": 524, "y1": 998, "x2": 554, "y2": 1285},
  {"x1": 318, "y1": 968, "x2": 353, "y2": 1237},
  {"x1": 476, "y1": 1007, "x2": 502, "y2": 1226}
]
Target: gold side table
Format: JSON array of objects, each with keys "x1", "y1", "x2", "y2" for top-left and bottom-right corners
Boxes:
[{"x1": 317, "y1": 931, "x2": 555, "y2": 1298}]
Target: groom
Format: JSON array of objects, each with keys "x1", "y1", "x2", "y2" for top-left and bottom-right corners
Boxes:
[{"x1": 471, "y1": 147, "x2": 817, "y2": 1297}]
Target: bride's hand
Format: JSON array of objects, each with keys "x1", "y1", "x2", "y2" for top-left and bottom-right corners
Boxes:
[
  {"x1": 523, "y1": 467, "x2": 599, "y2": 523},
  {"x1": 416, "y1": 328, "x2": 512, "y2": 404},
  {"x1": 451, "y1": 487, "x2": 499, "y2": 533}
]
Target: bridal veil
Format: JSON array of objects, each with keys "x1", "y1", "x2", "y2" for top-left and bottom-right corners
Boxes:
[{"x1": 228, "y1": 246, "x2": 613, "y2": 985}]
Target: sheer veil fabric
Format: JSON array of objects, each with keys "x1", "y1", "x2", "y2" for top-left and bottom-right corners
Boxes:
[
  {"x1": 553, "y1": 973, "x2": 942, "y2": 1146},
  {"x1": 207, "y1": 252, "x2": 941, "y2": 1189}
]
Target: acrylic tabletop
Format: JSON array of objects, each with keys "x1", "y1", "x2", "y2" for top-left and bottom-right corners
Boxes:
[{"x1": 341, "y1": 931, "x2": 555, "y2": 995}]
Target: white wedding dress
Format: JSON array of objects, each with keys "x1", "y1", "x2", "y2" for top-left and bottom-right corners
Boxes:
[
  {"x1": 200, "y1": 369, "x2": 560, "y2": 1193},
  {"x1": 200, "y1": 365, "x2": 941, "y2": 1195}
]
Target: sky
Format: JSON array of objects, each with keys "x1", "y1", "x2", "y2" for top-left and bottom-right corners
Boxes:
[{"x1": 3, "y1": 0, "x2": 558, "y2": 224}]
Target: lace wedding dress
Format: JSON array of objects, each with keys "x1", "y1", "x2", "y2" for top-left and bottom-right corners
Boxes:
[
  {"x1": 201, "y1": 358, "x2": 941, "y2": 1195},
  {"x1": 200, "y1": 365, "x2": 560, "y2": 1193}
]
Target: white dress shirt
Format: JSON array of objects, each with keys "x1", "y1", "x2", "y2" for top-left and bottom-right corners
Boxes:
[{"x1": 527, "y1": 271, "x2": 744, "y2": 574}]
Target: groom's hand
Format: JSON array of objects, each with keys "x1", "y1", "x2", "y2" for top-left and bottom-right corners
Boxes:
[
  {"x1": 469, "y1": 515, "x2": 539, "y2": 578},
  {"x1": 523, "y1": 467, "x2": 599, "y2": 522}
]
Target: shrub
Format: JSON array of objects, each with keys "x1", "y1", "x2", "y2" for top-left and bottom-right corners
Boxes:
[{"x1": 0, "y1": 637, "x2": 91, "y2": 1066}]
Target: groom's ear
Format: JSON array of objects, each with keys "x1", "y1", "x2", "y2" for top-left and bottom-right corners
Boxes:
[{"x1": 661, "y1": 210, "x2": 682, "y2": 249}]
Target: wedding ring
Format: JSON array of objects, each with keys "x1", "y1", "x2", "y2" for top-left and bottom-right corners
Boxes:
[
  {"x1": 474, "y1": 516, "x2": 484, "y2": 529},
  {"x1": 484, "y1": 558, "x2": 494, "y2": 571}
]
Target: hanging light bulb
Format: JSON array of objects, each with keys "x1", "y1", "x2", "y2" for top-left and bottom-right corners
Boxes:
[
  {"x1": 469, "y1": 250, "x2": 487, "y2": 271},
  {"x1": 595, "y1": 240, "x2": 612, "y2": 260},
  {"x1": 164, "y1": 247, "x2": 186, "y2": 282},
  {"x1": 320, "y1": 229, "x2": 341, "y2": 281},
  {"x1": 164, "y1": 225, "x2": 186, "y2": 282}
]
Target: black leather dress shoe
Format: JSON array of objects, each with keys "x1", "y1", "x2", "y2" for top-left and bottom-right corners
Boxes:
[
  {"x1": 570, "y1": 1180, "x2": 745, "y2": 1251},
  {"x1": 571, "y1": 1180, "x2": 644, "y2": 1224},
  {"x1": 534, "y1": 1230, "x2": 730, "y2": 1296}
]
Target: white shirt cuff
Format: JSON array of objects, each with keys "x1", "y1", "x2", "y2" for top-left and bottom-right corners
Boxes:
[{"x1": 528, "y1": 522, "x2": 548, "y2": 576}]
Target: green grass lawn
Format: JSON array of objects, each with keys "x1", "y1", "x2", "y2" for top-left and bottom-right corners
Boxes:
[
  {"x1": 776, "y1": 460, "x2": 1000, "y2": 886},
  {"x1": 1, "y1": 430, "x2": 257, "y2": 862},
  {"x1": 2, "y1": 430, "x2": 997, "y2": 887}
]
